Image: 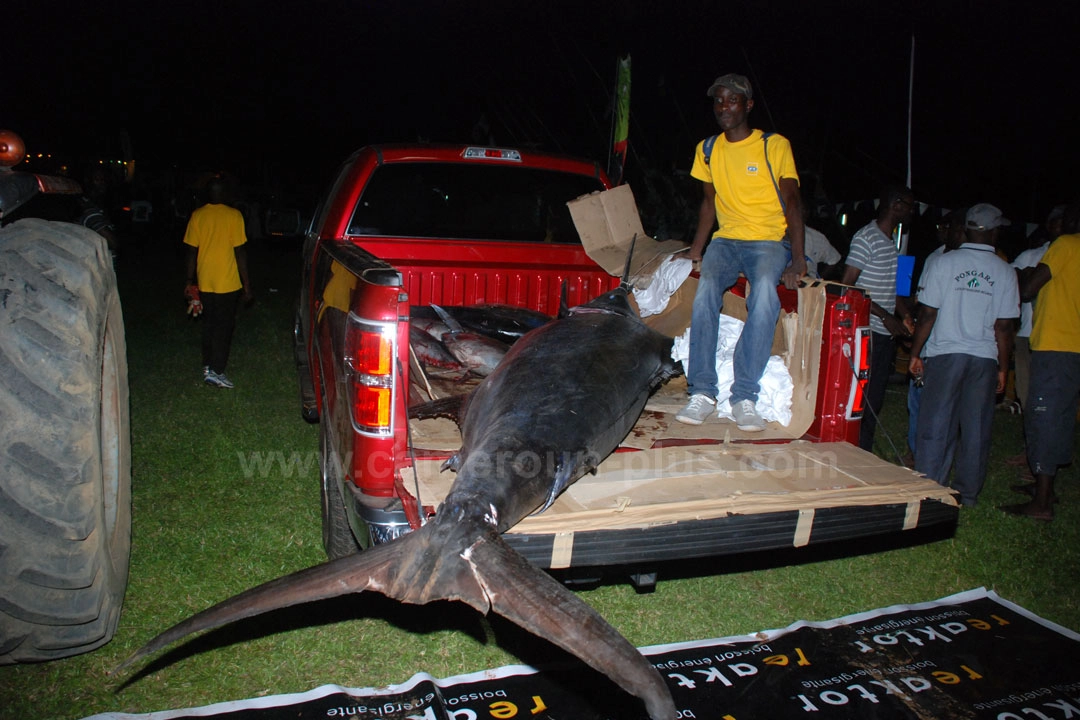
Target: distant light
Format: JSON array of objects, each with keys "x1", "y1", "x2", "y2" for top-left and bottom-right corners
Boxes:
[{"x1": 839, "y1": 212, "x2": 848, "y2": 227}]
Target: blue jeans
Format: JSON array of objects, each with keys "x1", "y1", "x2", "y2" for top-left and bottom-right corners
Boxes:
[{"x1": 687, "y1": 237, "x2": 789, "y2": 404}]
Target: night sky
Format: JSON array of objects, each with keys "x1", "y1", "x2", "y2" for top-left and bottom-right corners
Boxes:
[{"x1": 6, "y1": 0, "x2": 1079, "y2": 225}]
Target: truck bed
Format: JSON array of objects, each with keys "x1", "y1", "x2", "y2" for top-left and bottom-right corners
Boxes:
[{"x1": 405, "y1": 376, "x2": 959, "y2": 572}]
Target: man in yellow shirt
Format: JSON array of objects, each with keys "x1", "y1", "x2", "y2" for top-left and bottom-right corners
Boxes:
[
  {"x1": 184, "y1": 177, "x2": 252, "y2": 389},
  {"x1": 1003, "y1": 203, "x2": 1080, "y2": 521},
  {"x1": 676, "y1": 73, "x2": 806, "y2": 430}
]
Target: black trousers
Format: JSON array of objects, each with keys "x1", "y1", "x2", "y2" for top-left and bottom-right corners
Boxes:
[
  {"x1": 859, "y1": 331, "x2": 896, "y2": 452},
  {"x1": 201, "y1": 290, "x2": 241, "y2": 374}
]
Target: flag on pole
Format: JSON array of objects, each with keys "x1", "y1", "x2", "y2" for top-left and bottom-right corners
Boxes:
[{"x1": 608, "y1": 55, "x2": 631, "y2": 186}]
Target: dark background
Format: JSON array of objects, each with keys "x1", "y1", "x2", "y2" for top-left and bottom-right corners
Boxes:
[{"x1": 6, "y1": 0, "x2": 1078, "y2": 239}]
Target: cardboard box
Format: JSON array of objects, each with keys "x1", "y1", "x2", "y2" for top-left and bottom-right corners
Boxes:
[{"x1": 567, "y1": 184, "x2": 688, "y2": 282}]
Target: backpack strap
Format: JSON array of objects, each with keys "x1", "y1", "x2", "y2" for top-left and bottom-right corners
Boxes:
[
  {"x1": 761, "y1": 132, "x2": 786, "y2": 214},
  {"x1": 702, "y1": 134, "x2": 718, "y2": 165}
]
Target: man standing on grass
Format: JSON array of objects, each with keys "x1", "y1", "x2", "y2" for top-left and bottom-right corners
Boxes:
[
  {"x1": 841, "y1": 185, "x2": 916, "y2": 453},
  {"x1": 1002, "y1": 202, "x2": 1080, "y2": 522},
  {"x1": 184, "y1": 177, "x2": 252, "y2": 389},
  {"x1": 908, "y1": 203, "x2": 1019, "y2": 507}
]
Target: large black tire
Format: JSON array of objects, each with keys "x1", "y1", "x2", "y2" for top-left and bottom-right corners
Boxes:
[
  {"x1": 0, "y1": 219, "x2": 131, "y2": 664},
  {"x1": 319, "y1": 413, "x2": 362, "y2": 560}
]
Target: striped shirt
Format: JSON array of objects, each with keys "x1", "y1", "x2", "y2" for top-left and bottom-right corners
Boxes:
[{"x1": 846, "y1": 221, "x2": 898, "y2": 335}]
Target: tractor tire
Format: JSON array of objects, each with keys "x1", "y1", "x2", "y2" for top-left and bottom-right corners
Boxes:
[{"x1": 0, "y1": 219, "x2": 131, "y2": 664}]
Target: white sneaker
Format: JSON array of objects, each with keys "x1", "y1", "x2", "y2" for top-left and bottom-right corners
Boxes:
[
  {"x1": 676, "y1": 394, "x2": 716, "y2": 425},
  {"x1": 204, "y1": 369, "x2": 235, "y2": 389},
  {"x1": 731, "y1": 399, "x2": 766, "y2": 432}
]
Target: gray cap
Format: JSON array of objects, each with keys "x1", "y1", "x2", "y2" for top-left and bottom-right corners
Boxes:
[
  {"x1": 706, "y1": 73, "x2": 753, "y2": 100},
  {"x1": 1048, "y1": 204, "x2": 1067, "y2": 223},
  {"x1": 965, "y1": 203, "x2": 1011, "y2": 231}
]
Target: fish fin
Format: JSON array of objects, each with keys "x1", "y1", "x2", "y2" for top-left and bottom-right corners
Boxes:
[
  {"x1": 430, "y1": 303, "x2": 464, "y2": 334},
  {"x1": 114, "y1": 536, "x2": 416, "y2": 674},
  {"x1": 408, "y1": 394, "x2": 469, "y2": 424},
  {"x1": 441, "y1": 453, "x2": 461, "y2": 472},
  {"x1": 467, "y1": 533, "x2": 676, "y2": 720},
  {"x1": 534, "y1": 451, "x2": 587, "y2": 514}
]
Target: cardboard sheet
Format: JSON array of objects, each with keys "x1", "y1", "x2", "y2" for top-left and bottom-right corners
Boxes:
[{"x1": 407, "y1": 441, "x2": 957, "y2": 536}]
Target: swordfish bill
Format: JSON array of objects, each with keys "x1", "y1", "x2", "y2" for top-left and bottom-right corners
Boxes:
[{"x1": 118, "y1": 287, "x2": 682, "y2": 720}]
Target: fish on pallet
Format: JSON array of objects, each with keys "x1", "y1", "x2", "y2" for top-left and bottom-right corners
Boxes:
[
  {"x1": 117, "y1": 288, "x2": 682, "y2": 720},
  {"x1": 408, "y1": 324, "x2": 464, "y2": 371},
  {"x1": 411, "y1": 303, "x2": 553, "y2": 344},
  {"x1": 429, "y1": 304, "x2": 509, "y2": 377}
]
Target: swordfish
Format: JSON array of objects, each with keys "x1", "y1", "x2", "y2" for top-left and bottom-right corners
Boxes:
[{"x1": 118, "y1": 286, "x2": 683, "y2": 720}]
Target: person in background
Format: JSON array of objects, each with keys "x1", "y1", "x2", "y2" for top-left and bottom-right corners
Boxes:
[
  {"x1": 183, "y1": 177, "x2": 252, "y2": 389},
  {"x1": 802, "y1": 202, "x2": 843, "y2": 279},
  {"x1": 1002, "y1": 202, "x2": 1080, "y2": 522},
  {"x1": 676, "y1": 72, "x2": 806, "y2": 431},
  {"x1": 841, "y1": 185, "x2": 915, "y2": 453},
  {"x1": 904, "y1": 208, "x2": 967, "y2": 466},
  {"x1": 909, "y1": 203, "x2": 1019, "y2": 507},
  {"x1": 1006, "y1": 204, "x2": 1065, "y2": 461},
  {"x1": 74, "y1": 166, "x2": 119, "y2": 256}
]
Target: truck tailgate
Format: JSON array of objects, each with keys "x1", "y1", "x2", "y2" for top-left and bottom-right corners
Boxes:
[{"x1": 405, "y1": 409, "x2": 958, "y2": 570}]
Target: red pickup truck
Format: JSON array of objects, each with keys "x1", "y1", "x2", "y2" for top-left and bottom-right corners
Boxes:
[{"x1": 295, "y1": 143, "x2": 958, "y2": 583}]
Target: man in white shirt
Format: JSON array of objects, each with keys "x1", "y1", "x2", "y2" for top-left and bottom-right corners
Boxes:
[{"x1": 908, "y1": 203, "x2": 1020, "y2": 506}]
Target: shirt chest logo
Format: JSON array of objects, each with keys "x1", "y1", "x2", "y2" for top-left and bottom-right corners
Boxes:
[{"x1": 746, "y1": 162, "x2": 760, "y2": 176}]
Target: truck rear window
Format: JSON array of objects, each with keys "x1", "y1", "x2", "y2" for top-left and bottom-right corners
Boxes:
[{"x1": 347, "y1": 162, "x2": 604, "y2": 243}]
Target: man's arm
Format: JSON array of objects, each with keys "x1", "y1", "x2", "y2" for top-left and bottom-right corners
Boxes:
[
  {"x1": 993, "y1": 317, "x2": 1015, "y2": 394},
  {"x1": 840, "y1": 264, "x2": 862, "y2": 286},
  {"x1": 235, "y1": 246, "x2": 253, "y2": 301},
  {"x1": 185, "y1": 245, "x2": 198, "y2": 286},
  {"x1": 907, "y1": 305, "x2": 938, "y2": 379},
  {"x1": 688, "y1": 181, "x2": 716, "y2": 262},
  {"x1": 779, "y1": 177, "x2": 806, "y2": 289},
  {"x1": 1019, "y1": 263, "x2": 1051, "y2": 302}
]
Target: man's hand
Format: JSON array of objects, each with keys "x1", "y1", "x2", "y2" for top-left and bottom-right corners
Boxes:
[
  {"x1": 902, "y1": 315, "x2": 916, "y2": 335},
  {"x1": 996, "y1": 369, "x2": 1007, "y2": 395},
  {"x1": 909, "y1": 356, "x2": 924, "y2": 382},
  {"x1": 242, "y1": 284, "x2": 254, "y2": 303},
  {"x1": 882, "y1": 313, "x2": 911, "y2": 339},
  {"x1": 781, "y1": 256, "x2": 807, "y2": 290},
  {"x1": 184, "y1": 284, "x2": 202, "y2": 317}
]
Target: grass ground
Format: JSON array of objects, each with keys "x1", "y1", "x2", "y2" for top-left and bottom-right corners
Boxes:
[{"x1": 1, "y1": 241, "x2": 1077, "y2": 719}]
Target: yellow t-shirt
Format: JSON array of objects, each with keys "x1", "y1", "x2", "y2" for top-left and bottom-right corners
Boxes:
[
  {"x1": 184, "y1": 203, "x2": 247, "y2": 293},
  {"x1": 690, "y1": 129, "x2": 799, "y2": 242},
  {"x1": 1030, "y1": 232, "x2": 1080, "y2": 353}
]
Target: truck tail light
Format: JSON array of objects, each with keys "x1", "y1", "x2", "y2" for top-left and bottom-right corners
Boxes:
[
  {"x1": 345, "y1": 314, "x2": 396, "y2": 434},
  {"x1": 845, "y1": 326, "x2": 871, "y2": 420}
]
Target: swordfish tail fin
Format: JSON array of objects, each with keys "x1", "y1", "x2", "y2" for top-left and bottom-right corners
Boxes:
[
  {"x1": 113, "y1": 525, "x2": 484, "y2": 674},
  {"x1": 467, "y1": 531, "x2": 678, "y2": 720},
  {"x1": 114, "y1": 517, "x2": 675, "y2": 719}
]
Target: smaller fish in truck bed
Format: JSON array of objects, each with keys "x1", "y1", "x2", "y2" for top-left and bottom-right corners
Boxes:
[
  {"x1": 411, "y1": 303, "x2": 553, "y2": 344},
  {"x1": 430, "y1": 304, "x2": 509, "y2": 376},
  {"x1": 408, "y1": 325, "x2": 464, "y2": 370}
]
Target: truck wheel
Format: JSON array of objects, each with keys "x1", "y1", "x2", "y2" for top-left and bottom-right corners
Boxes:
[
  {"x1": 320, "y1": 414, "x2": 361, "y2": 559},
  {"x1": 0, "y1": 219, "x2": 131, "y2": 664}
]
